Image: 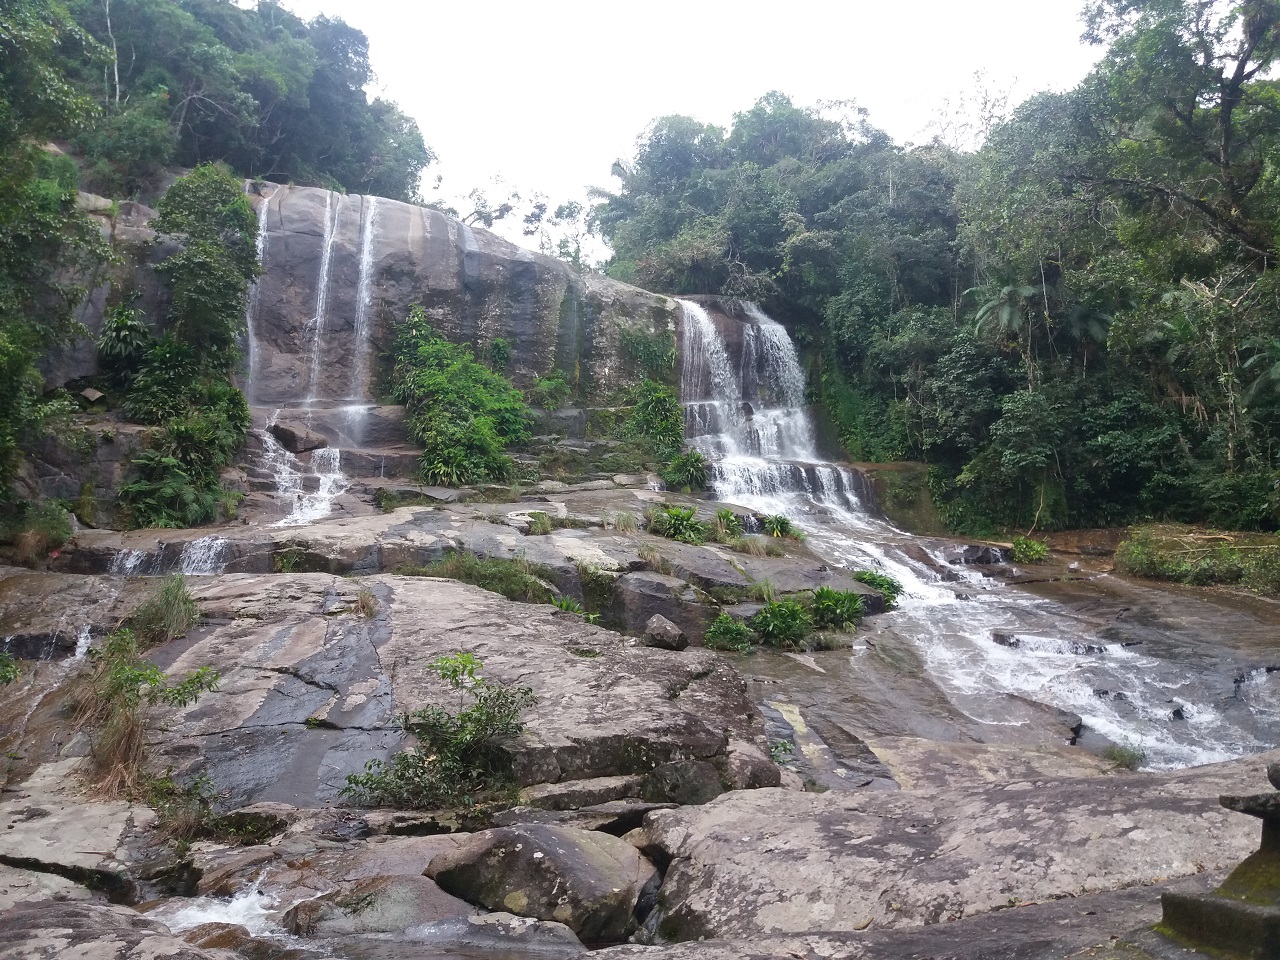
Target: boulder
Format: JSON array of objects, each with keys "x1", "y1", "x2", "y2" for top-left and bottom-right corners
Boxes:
[
  {"x1": 642, "y1": 614, "x2": 687, "y2": 651},
  {"x1": 642, "y1": 759, "x2": 725, "y2": 805},
  {"x1": 282, "y1": 874, "x2": 473, "y2": 936},
  {"x1": 426, "y1": 824, "x2": 658, "y2": 943},
  {"x1": 627, "y1": 750, "x2": 1277, "y2": 941},
  {"x1": 268, "y1": 420, "x2": 328, "y2": 454},
  {"x1": 946, "y1": 544, "x2": 1011, "y2": 565},
  {"x1": 0, "y1": 901, "x2": 223, "y2": 960},
  {"x1": 614, "y1": 571, "x2": 714, "y2": 641}
]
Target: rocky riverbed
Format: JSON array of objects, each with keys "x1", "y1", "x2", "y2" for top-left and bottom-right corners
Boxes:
[{"x1": 3, "y1": 483, "x2": 1280, "y2": 959}]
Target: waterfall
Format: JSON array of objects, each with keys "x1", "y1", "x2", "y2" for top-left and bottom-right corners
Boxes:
[
  {"x1": 263, "y1": 412, "x2": 349, "y2": 527},
  {"x1": 244, "y1": 185, "x2": 274, "y2": 404},
  {"x1": 179, "y1": 536, "x2": 228, "y2": 575},
  {"x1": 351, "y1": 196, "x2": 380, "y2": 404},
  {"x1": 108, "y1": 549, "x2": 147, "y2": 576},
  {"x1": 305, "y1": 192, "x2": 340, "y2": 406},
  {"x1": 676, "y1": 298, "x2": 1280, "y2": 771}
]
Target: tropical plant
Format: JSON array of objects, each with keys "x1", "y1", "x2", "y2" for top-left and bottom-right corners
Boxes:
[
  {"x1": 552, "y1": 595, "x2": 585, "y2": 614},
  {"x1": 650, "y1": 505, "x2": 707, "y2": 544},
  {"x1": 662, "y1": 450, "x2": 709, "y2": 491},
  {"x1": 703, "y1": 613, "x2": 754, "y2": 652},
  {"x1": 749, "y1": 598, "x2": 812, "y2": 649},
  {"x1": 343, "y1": 653, "x2": 536, "y2": 809},
  {"x1": 849, "y1": 570, "x2": 904, "y2": 608},
  {"x1": 96, "y1": 306, "x2": 153, "y2": 386},
  {"x1": 809, "y1": 587, "x2": 864, "y2": 630},
  {"x1": 624, "y1": 379, "x2": 684, "y2": 459},
  {"x1": 1011, "y1": 536, "x2": 1049, "y2": 563},
  {"x1": 761, "y1": 514, "x2": 803, "y2": 539}
]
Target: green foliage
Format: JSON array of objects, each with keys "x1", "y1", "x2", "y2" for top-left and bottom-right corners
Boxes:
[
  {"x1": 488, "y1": 338, "x2": 511, "y2": 372},
  {"x1": 1115, "y1": 526, "x2": 1280, "y2": 595},
  {"x1": 4, "y1": 500, "x2": 73, "y2": 567},
  {"x1": 406, "y1": 552, "x2": 555, "y2": 604},
  {"x1": 127, "y1": 574, "x2": 199, "y2": 646},
  {"x1": 624, "y1": 379, "x2": 684, "y2": 459},
  {"x1": 390, "y1": 306, "x2": 532, "y2": 486},
  {"x1": 760, "y1": 514, "x2": 803, "y2": 540},
  {"x1": 849, "y1": 570, "x2": 904, "y2": 608},
  {"x1": 343, "y1": 653, "x2": 536, "y2": 809},
  {"x1": 526, "y1": 370, "x2": 572, "y2": 410},
  {"x1": 1103, "y1": 743, "x2": 1146, "y2": 771},
  {"x1": 711, "y1": 508, "x2": 745, "y2": 541},
  {"x1": 649, "y1": 505, "x2": 707, "y2": 544},
  {"x1": 1011, "y1": 536, "x2": 1049, "y2": 564},
  {"x1": 0, "y1": 651, "x2": 18, "y2": 685},
  {"x1": 729, "y1": 534, "x2": 785, "y2": 557},
  {"x1": 62, "y1": 0, "x2": 433, "y2": 201},
  {"x1": 662, "y1": 450, "x2": 708, "y2": 491},
  {"x1": 551, "y1": 595, "x2": 584, "y2": 614},
  {"x1": 620, "y1": 326, "x2": 677, "y2": 380},
  {"x1": 749, "y1": 598, "x2": 812, "y2": 649},
  {"x1": 809, "y1": 587, "x2": 864, "y2": 631},
  {"x1": 527, "y1": 511, "x2": 553, "y2": 535},
  {"x1": 96, "y1": 306, "x2": 153, "y2": 386},
  {"x1": 703, "y1": 613, "x2": 754, "y2": 653}
]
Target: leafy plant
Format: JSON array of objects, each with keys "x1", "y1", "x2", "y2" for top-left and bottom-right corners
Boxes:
[
  {"x1": 704, "y1": 613, "x2": 755, "y2": 652},
  {"x1": 662, "y1": 450, "x2": 709, "y2": 491},
  {"x1": 809, "y1": 587, "x2": 864, "y2": 631},
  {"x1": 849, "y1": 570, "x2": 904, "y2": 608},
  {"x1": 96, "y1": 306, "x2": 153, "y2": 386},
  {"x1": 761, "y1": 514, "x2": 804, "y2": 540},
  {"x1": 527, "y1": 370, "x2": 573, "y2": 409},
  {"x1": 527, "y1": 511, "x2": 553, "y2": 535},
  {"x1": 0, "y1": 652, "x2": 18, "y2": 685},
  {"x1": 624, "y1": 379, "x2": 684, "y2": 459},
  {"x1": 649, "y1": 505, "x2": 707, "y2": 544},
  {"x1": 390, "y1": 307, "x2": 532, "y2": 486},
  {"x1": 343, "y1": 653, "x2": 537, "y2": 809},
  {"x1": 5, "y1": 501, "x2": 73, "y2": 567},
  {"x1": 712, "y1": 508, "x2": 745, "y2": 541},
  {"x1": 552, "y1": 595, "x2": 585, "y2": 614},
  {"x1": 489, "y1": 338, "x2": 511, "y2": 372},
  {"x1": 749, "y1": 599, "x2": 812, "y2": 649},
  {"x1": 1011, "y1": 536, "x2": 1049, "y2": 563}
]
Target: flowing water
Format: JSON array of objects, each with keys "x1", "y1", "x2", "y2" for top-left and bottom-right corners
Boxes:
[
  {"x1": 678, "y1": 298, "x2": 1280, "y2": 770},
  {"x1": 244, "y1": 185, "x2": 274, "y2": 405},
  {"x1": 179, "y1": 536, "x2": 229, "y2": 575}
]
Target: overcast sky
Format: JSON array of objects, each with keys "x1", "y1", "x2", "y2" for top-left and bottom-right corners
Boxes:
[{"x1": 278, "y1": 0, "x2": 1103, "y2": 247}]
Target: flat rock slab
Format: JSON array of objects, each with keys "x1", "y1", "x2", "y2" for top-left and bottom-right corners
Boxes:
[
  {"x1": 0, "y1": 900, "x2": 226, "y2": 960},
  {"x1": 628, "y1": 750, "x2": 1280, "y2": 941},
  {"x1": 866, "y1": 736, "x2": 1118, "y2": 791}
]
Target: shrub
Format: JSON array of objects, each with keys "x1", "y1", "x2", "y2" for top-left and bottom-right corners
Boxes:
[
  {"x1": 527, "y1": 370, "x2": 573, "y2": 409},
  {"x1": 407, "y1": 552, "x2": 555, "y2": 604},
  {"x1": 489, "y1": 338, "x2": 511, "y2": 372},
  {"x1": 1115, "y1": 526, "x2": 1280, "y2": 595},
  {"x1": 128, "y1": 574, "x2": 200, "y2": 646},
  {"x1": 1011, "y1": 535, "x2": 1049, "y2": 563},
  {"x1": 662, "y1": 451, "x2": 708, "y2": 491},
  {"x1": 1103, "y1": 743, "x2": 1146, "y2": 771},
  {"x1": 552, "y1": 595, "x2": 585, "y2": 614},
  {"x1": 612, "y1": 510, "x2": 638, "y2": 533},
  {"x1": 749, "y1": 599, "x2": 812, "y2": 649},
  {"x1": 704, "y1": 614, "x2": 754, "y2": 652},
  {"x1": 96, "y1": 306, "x2": 153, "y2": 387},
  {"x1": 650, "y1": 505, "x2": 707, "y2": 544},
  {"x1": 624, "y1": 379, "x2": 684, "y2": 459},
  {"x1": 849, "y1": 570, "x2": 904, "y2": 608},
  {"x1": 527, "y1": 511, "x2": 553, "y2": 535},
  {"x1": 810, "y1": 587, "x2": 864, "y2": 630},
  {"x1": 0, "y1": 652, "x2": 18, "y2": 685},
  {"x1": 761, "y1": 514, "x2": 804, "y2": 540},
  {"x1": 79, "y1": 627, "x2": 220, "y2": 795},
  {"x1": 343, "y1": 653, "x2": 536, "y2": 809},
  {"x1": 712, "y1": 508, "x2": 745, "y2": 541},
  {"x1": 390, "y1": 307, "x2": 532, "y2": 486},
  {"x1": 6, "y1": 501, "x2": 73, "y2": 567}
]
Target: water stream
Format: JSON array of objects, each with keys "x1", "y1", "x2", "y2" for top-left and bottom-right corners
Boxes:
[{"x1": 678, "y1": 299, "x2": 1280, "y2": 770}]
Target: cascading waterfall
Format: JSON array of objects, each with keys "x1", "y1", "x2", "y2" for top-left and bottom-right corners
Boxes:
[
  {"x1": 244, "y1": 185, "x2": 274, "y2": 404},
  {"x1": 179, "y1": 536, "x2": 229, "y2": 575},
  {"x1": 262, "y1": 412, "x2": 350, "y2": 527},
  {"x1": 351, "y1": 197, "x2": 380, "y2": 406},
  {"x1": 677, "y1": 298, "x2": 1280, "y2": 770},
  {"x1": 305, "y1": 192, "x2": 339, "y2": 406}
]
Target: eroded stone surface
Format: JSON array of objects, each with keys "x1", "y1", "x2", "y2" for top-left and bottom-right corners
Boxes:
[
  {"x1": 628, "y1": 751, "x2": 1280, "y2": 941},
  {"x1": 0, "y1": 901, "x2": 228, "y2": 960}
]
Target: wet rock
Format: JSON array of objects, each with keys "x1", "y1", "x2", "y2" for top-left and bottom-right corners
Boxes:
[
  {"x1": 0, "y1": 900, "x2": 222, "y2": 959},
  {"x1": 182, "y1": 921, "x2": 315, "y2": 959},
  {"x1": 627, "y1": 749, "x2": 1275, "y2": 940},
  {"x1": 643, "y1": 759, "x2": 726, "y2": 806},
  {"x1": 641, "y1": 614, "x2": 687, "y2": 651},
  {"x1": 426, "y1": 824, "x2": 658, "y2": 943},
  {"x1": 282, "y1": 874, "x2": 473, "y2": 936},
  {"x1": 614, "y1": 571, "x2": 713, "y2": 641},
  {"x1": 386, "y1": 911, "x2": 586, "y2": 958},
  {"x1": 946, "y1": 544, "x2": 1011, "y2": 565},
  {"x1": 268, "y1": 420, "x2": 328, "y2": 454}
]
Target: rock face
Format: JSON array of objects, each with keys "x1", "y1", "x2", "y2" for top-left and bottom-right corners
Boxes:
[
  {"x1": 625, "y1": 750, "x2": 1279, "y2": 941},
  {"x1": 426, "y1": 825, "x2": 658, "y2": 944},
  {"x1": 282, "y1": 874, "x2": 473, "y2": 936},
  {"x1": 0, "y1": 901, "x2": 223, "y2": 960}
]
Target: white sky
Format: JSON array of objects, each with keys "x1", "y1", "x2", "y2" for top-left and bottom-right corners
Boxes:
[{"x1": 277, "y1": 0, "x2": 1103, "y2": 249}]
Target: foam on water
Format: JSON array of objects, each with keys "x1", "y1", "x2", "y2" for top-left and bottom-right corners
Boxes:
[
  {"x1": 147, "y1": 881, "x2": 278, "y2": 937},
  {"x1": 179, "y1": 536, "x2": 228, "y2": 575}
]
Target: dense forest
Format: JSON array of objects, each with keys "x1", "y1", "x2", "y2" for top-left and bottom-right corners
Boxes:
[
  {"x1": 0, "y1": 0, "x2": 432, "y2": 523},
  {"x1": 593, "y1": 0, "x2": 1280, "y2": 534}
]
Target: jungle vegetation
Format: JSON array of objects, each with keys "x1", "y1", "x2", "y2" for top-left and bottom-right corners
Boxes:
[{"x1": 593, "y1": 0, "x2": 1280, "y2": 534}]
